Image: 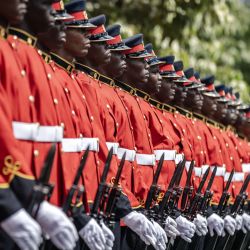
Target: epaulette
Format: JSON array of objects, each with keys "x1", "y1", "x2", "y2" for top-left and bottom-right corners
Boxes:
[
  {"x1": 192, "y1": 112, "x2": 206, "y2": 122},
  {"x1": 0, "y1": 26, "x2": 7, "y2": 39},
  {"x1": 135, "y1": 89, "x2": 150, "y2": 101},
  {"x1": 74, "y1": 62, "x2": 100, "y2": 80},
  {"x1": 149, "y1": 98, "x2": 164, "y2": 110},
  {"x1": 99, "y1": 74, "x2": 115, "y2": 87},
  {"x1": 206, "y1": 118, "x2": 219, "y2": 128},
  {"x1": 238, "y1": 132, "x2": 246, "y2": 140},
  {"x1": 217, "y1": 122, "x2": 226, "y2": 131},
  {"x1": 8, "y1": 27, "x2": 37, "y2": 47},
  {"x1": 37, "y1": 50, "x2": 51, "y2": 64},
  {"x1": 114, "y1": 79, "x2": 136, "y2": 96},
  {"x1": 162, "y1": 103, "x2": 176, "y2": 113},
  {"x1": 50, "y1": 53, "x2": 74, "y2": 74},
  {"x1": 226, "y1": 125, "x2": 236, "y2": 133},
  {"x1": 175, "y1": 105, "x2": 192, "y2": 118}
]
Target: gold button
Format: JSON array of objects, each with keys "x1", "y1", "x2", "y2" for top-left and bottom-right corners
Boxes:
[
  {"x1": 143, "y1": 115, "x2": 146, "y2": 120},
  {"x1": 197, "y1": 136, "x2": 201, "y2": 140},
  {"x1": 71, "y1": 75, "x2": 74, "y2": 79},
  {"x1": 72, "y1": 110, "x2": 76, "y2": 116},
  {"x1": 107, "y1": 104, "x2": 110, "y2": 109},
  {"x1": 90, "y1": 116, "x2": 94, "y2": 121},
  {"x1": 21, "y1": 70, "x2": 26, "y2": 77},
  {"x1": 47, "y1": 73, "x2": 52, "y2": 80},
  {"x1": 213, "y1": 136, "x2": 216, "y2": 140},
  {"x1": 226, "y1": 143, "x2": 229, "y2": 148},
  {"x1": 201, "y1": 151, "x2": 204, "y2": 154},
  {"x1": 54, "y1": 98, "x2": 58, "y2": 105},
  {"x1": 29, "y1": 95, "x2": 35, "y2": 103},
  {"x1": 79, "y1": 133, "x2": 83, "y2": 138},
  {"x1": 82, "y1": 95, "x2": 85, "y2": 100},
  {"x1": 60, "y1": 122, "x2": 65, "y2": 128},
  {"x1": 182, "y1": 129, "x2": 186, "y2": 133},
  {"x1": 232, "y1": 185, "x2": 235, "y2": 189},
  {"x1": 13, "y1": 35, "x2": 17, "y2": 40},
  {"x1": 174, "y1": 123, "x2": 177, "y2": 127},
  {"x1": 230, "y1": 156, "x2": 233, "y2": 161},
  {"x1": 134, "y1": 147, "x2": 137, "y2": 151},
  {"x1": 116, "y1": 123, "x2": 119, "y2": 127},
  {"x1": 11, "y1": 42, "x2": 16, "y2": 49},
  {"x1": 64, "y1": 88, "x2": 69, "y2": 93},
  {"x1": 130, "y1": 126, "x2": 133, "y2": 130},
  {"x1": 96, "y1": 160, "x2": 100, "y2": 165},
  {"x1": 148, "y1": 133, "x2": 151, "y2": 137},
  {"x1": 34, "y1": 150, "x2": 39, "y2": 157}
]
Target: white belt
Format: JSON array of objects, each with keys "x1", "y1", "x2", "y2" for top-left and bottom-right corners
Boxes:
[
  {"x1": 175, "y1": 153, "x2": 184, "y2": 164},
  {"x1": 210, "y1": 166, "x2": 226, "y2": 176},
  {"x1": 106, "y1": 142, "x2": 119, "y2": 155},
  {"x1": 154, "y1": 150, "x2": 176, "y2": 161},
  {"x1": 117, "y1": 148, "x2": 136, "y2": 162},
  {"x1": 13, "y1": 121, "x2": 63, "y2": 142},
  {"x1": 62, "y1": 138, "x2": 99, "y2": 152},
  {"x1": 136, "y1": 153, "x2": 156, "y2": 166},
  {"x1": 224, "y1": 172, "x2": 245, "y2": 182},
  {"x1": 186, "y1": 163, "x2": 205, "y2": 177},
  {"x1": 242, "y1": 163, "x2": 250, "y2": 173}
]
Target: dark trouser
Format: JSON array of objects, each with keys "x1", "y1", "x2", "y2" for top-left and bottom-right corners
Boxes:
[
  {"x1": 120, "y1": 227, "x2": 140, "y2": 250},
  {"x1": 232, "y1": 231, "x2": 250, "y2": 250}
]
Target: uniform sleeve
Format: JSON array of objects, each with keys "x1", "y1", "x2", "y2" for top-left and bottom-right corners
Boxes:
[{"x1": 0, "y1": 84, "x2": 35, "y2": 209}]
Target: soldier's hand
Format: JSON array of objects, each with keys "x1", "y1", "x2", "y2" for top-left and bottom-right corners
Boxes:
[
  {"x1": 36, "y1": 201, "x2": 78, "y2": 250},
  {"x1": 193, "y1": 214, "x2": 208, "y2": 236},
  {"x1": 242, "y1": 213, "x2": 250, "y2": 233},
  {"x1": 123, "y1": 211, "x2": 157, "y2": 246},
  {"x1": 223, "y1": 215, "x2": 236, "y2": 236},
  {"x1": 1, "y1": 209, "x2": 42, "y2": 250},
  {"x1": 207, "y1": 213, "x2": 224, "y2": 237},
  {"x1": 151, "y1": 220, "x2": 168, "y2": 250},
  {"x1": 79, "y1": 219, "x2": 106, "y2": 250},
  {"x1": 235, "y1": 214, "x2": 243, "y2": 231},
  {"x1": 176, "y1": 215, "x2": 196, "y2": 243},
  {"x1": 100, "y1": 221, "x2": 115, "y2": 250},
  {"x1": 164, "y1": 216, "x2": 180, "y2": 239}
]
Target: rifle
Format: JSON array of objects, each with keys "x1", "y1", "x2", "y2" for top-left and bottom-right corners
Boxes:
[
  {"x1": 156, "y1": 158, "x2": 186, "y2": 226},
  {"x1": 219, "y1": 174, "x2": 250, "y2": 250},
  {"x1": 181, "y1": 160, "x2": 195, "y2": 211},
  {"x1": 133, "y1": 153, "x2": 165, "y2": 250},
  {"x1": 91, "y1": 147, "x2": 113, "y2": 221},
  {"x1": 166, "y1": 157, "x2": 186, "y2": 217},
  {"x1": 81, "y1": 147, "x2": 114, "y2": 250},
  {"x1": 204, "y1": 169, "x2": 235, "y2": 250},
  {"x1": 27, "y1": 143, "x2": 56, "y2": 218},
  {"x1": 43, "y1": 147, "x2": 90, "y2": 250},
  {"x1": 105, "y1": 152, "x2": 126, "y2": 230},
  {"x1": 62, "y1": 146, "x2": 90, "y2": 215}
]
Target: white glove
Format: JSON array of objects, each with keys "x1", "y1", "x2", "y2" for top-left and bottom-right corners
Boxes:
[
  {"x1": 37, "y1": 201, "x2": 78, "y2": 250},
  {"x1": 242, "y1": 213, "x2": 250, "y2": 234},
  {"x1": 176, "y1": 216, "x2": 196, "y2": 243},
  {"x1": 164, "y1": 216, "x2": 180, "y2": 239},
  {"x1": 151, "y1": 221, "x2": 168, "y2": 250},
  {"x1": 207, "y1": 213, "x2": 224, "y2": 237},
  {"x1": 1, "y1": 209, "x2": 42, "y2": 250},
  {"x1": 223, "y1": 215, "x2": 236, "y2": 236},
  {"x1": 100, "y1": 221, "x2": 115, "y2": 250},
  {"x1": 123, "y1": 211, "x2": 157, "y2": 246},
  {"x1": 193, "y1": 214, "x2": 208, "y2": 236},
  {"x1": 235, "y1": 214, "x2": 243, "y2": 231},
  {"x1": 79, "y1": 219, "x2": 106, "y2": 250}
]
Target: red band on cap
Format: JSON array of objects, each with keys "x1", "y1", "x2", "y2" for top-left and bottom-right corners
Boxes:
[
  {"x1": 71, "y1": 11, "x2": 88, "y2": 21},
  {"x1": 160, "y1": 64, "x2": 174, "y2": 72},
  {"x1": 176, "y1": 70, "x2": 184, "y2": 77},
  {"x1": 206, "y1": 83, "x2": 215, "y2": 91},
  {"x1": 107, "y1": 35, "x2": 122, "y2": 45},
  {"x1": 89, "y1": 25, "x2": 106, "y2": 35},
  {"x1": 52, "y1": 1, "x2": 64, "y2": 11},
  {"x1": 246, "y1": 112, "x2": 250, "y2": 118},
  {"x1": 124, "y1": 44, "x2": 145, "y2": 55},
  {"x1": 226, "y1": 93, "x2": 232, "y2": 100},
  {"x1": 231, "y1": 94, "x2": 236, "y2": 101},
  {"x1": 218, "y1": 90, "x2": 225, "y2": 97}
]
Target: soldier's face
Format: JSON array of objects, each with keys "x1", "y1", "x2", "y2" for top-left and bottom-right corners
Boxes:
[
  {"x1": 147, "y1": 65, "x2": 162, "y2": 94},
  {"x1": 64, "y1": 28, "x2": 90, "y2": 58},
  {"x1": 25, "y1": 0, "x2": 55, "y2": 34},
  {"x1": 185, "y1": 88, "x2": 203, "y2": 111},
  {"x1": 215, "y1": 102, "x2": 227, "y2": 119},
  {"x1": 125, "y1": 58, "x2": 149, "y2": 84},
  {"x1": 158, "y1": 78, "x2": 175, "y2": 102},
  {"x1": 38, "y1": 22, "x2": 66, "y2": 51},
  {"x1": 202, "y1": 94, "x2": 217, "y2": 116},
  {"x1": 86, "y1": 42, "x2": 111, "y2": 66},
  {"x1": 0, "y1": 0, "x2": 28, "y2": 24},
  {"x1": 173, "y1": 85, "x2": 187, "y2": 105},
  {"x1": 224, "y1": 107, "x2": 238, "y2": 125},
  {"x1": 103, "y1": 52, "x2": 127, "y2": 78}
]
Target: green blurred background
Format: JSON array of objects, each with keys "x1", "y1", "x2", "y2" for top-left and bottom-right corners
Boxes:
[{"x1": 64, "y1": 0, "x2": 250, "y2": 102}]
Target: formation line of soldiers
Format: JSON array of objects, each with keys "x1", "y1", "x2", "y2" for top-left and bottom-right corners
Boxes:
[{"x1": 0, "y1": 0, "x2": 249, "y2": 250}]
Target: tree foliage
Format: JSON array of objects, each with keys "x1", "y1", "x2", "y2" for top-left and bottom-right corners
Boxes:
[{"x1": 64, "y1": 0, "x2": 250, "y2": 102}]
